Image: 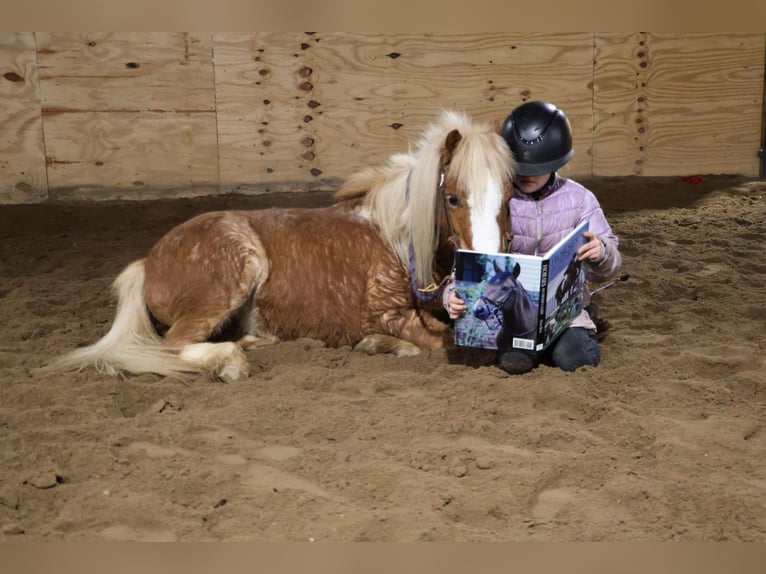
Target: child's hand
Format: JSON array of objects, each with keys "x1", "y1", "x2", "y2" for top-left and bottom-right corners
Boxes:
[
  {"x1": 577, "y1": 231, "x2": 605, "y2": 262},
  {"x1": 448, "y1": 291, "x2": 467, "y2": 319}
]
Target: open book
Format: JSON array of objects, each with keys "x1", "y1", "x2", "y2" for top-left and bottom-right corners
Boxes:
[{"x1": 454, "y1": 220, "x2": 589, "y2": 352}]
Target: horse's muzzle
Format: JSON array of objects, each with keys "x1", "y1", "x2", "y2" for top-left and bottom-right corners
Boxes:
[{"x1": 472, "y1": 298, "x2": 494, "y2": 321}]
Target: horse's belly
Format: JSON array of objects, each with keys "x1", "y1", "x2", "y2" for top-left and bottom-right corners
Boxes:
[{"x1": 250, "y1": 213, "x2": 409, "y2": 346}]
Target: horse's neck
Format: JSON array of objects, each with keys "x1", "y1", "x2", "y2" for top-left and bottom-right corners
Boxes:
[
  {"x1": 433, "y1": 239, "x2": 456, "y2": 281},
  {"x1": 508, "y1": 288, "x2": 537, "y2": 328}
]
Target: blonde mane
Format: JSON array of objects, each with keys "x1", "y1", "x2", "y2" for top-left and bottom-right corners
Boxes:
[{"x1": 336, "y1": 110, "x2": 513, "y2": 288}]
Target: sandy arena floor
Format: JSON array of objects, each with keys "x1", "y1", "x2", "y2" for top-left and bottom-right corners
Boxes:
[{"x1": 0, "y1": 175, "x2": 764, "y2": 541}]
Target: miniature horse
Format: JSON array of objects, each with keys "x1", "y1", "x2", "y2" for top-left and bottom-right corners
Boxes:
[
  {"x1": 472, "y1": 260, "x2": 538, "y2": 352},
  {"x1": 45, "y1": 111, "x2": 514, "y2": 380}
]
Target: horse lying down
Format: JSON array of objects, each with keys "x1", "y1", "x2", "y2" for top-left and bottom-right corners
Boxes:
[{"x1": 44, "y1": 111, "x2": 515, "y2": 380}]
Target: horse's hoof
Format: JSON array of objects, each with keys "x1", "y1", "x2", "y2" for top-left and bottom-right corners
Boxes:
[
  {"x1": 354, "y1": 334, "x2": 421, "y2": 356},
  {"x1": 238, "y1": 335, "x2": 278, "y2": 350},
  {"x1": 219, "y1": 363, "x2": 250, "y2": 382},
  {"x1": 394, "y1": 342, "x2": 421, "y2": 357}
]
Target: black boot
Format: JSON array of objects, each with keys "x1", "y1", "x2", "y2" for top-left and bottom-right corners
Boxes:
[
  {"x1": 586, "y1": 302, "x2": 610, "y2": 342},
  {"x1": 497, "y1": 350, "x2": 536, "y2": 375}
]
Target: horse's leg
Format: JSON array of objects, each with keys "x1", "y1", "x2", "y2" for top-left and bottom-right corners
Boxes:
[
  {"x1": 179, "y1": 343, "x2": 250, "y2": 381},
  {"x1": 163, "y1": 317, "x2": 251, "y2": 381},
  {"x1": 238, "y1": 334, "x2": 279, "y2": 350},
  {"x1": 354, "y1": 334, "x2": 421, "y2": 356},
  {"x1": 398, "y1": 309, "x2": 453, "y2": 347},
  {"x1": 144, "y1": 213, "x2": 279, "y2": 380},
  {"x1": 167, "y1": 306, "x2": 282, "y2": 379},
  {"x1": 234, "y1": 304, "x2": 279, "y2": 350},
  {"x1": 357, "y1": 308, "x2": 453, "y2": 355}
]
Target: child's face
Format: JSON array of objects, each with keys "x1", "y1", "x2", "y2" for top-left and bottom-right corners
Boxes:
[{"x1": 514, "y1": 173, "x2": 551, "y2": 195}]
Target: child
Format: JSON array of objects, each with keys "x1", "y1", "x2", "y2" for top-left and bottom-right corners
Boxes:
[{"x1": 445, "y1": 101, "x2": 622, "y2": 374}]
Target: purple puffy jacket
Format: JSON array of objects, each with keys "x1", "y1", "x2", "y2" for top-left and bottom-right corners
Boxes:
[{"x1": 445, "y1": 175, "x2": 622, "y2": 331}]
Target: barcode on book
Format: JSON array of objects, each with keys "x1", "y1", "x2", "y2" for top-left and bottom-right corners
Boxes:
[{"x1": 513, "y1": 338, "x2": 535, "y2": 351}]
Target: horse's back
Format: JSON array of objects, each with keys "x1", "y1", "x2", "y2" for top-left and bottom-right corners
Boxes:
[
  {"x1": 244, "y1": 206, "x2": 410, "y2": 345},
  {"x1": 144, "y1": 206, "x2": 409, "y2": 347}
]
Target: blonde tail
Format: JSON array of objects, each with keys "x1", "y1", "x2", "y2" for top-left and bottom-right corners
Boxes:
[{"x1": 42, "y1": 260, "x2": 197, "y2": 378}]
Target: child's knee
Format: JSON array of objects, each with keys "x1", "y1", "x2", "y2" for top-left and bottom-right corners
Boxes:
[{"x1": 552, "y1": 328, "x2": 601, "y2": 371}]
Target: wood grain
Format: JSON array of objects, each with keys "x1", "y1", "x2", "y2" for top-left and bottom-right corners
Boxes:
[
  {"x1": 36, "y1": 33, "x2": 219, "y2": 199},
  {"x1": 0, "y1": 33, "x2": 47, "y2": 204},
  {"x1": 214, "y1": 33, "x2": 594, "y2": 191},
  {"x1": 593, "y1": 33, "x2": 765, "y2": 176},
  {"x1": 213, "y1": 33, "x2": 322, "y2": 193},
  {"x1": 36, "y1": 32, "x2": 215, "y2": 111},
  {"x1": 0, "y1": 32, "x2": 763, "y2": 203},
  {"x1": 43, "y1": 111, "x2": 219, "y2": 200}
]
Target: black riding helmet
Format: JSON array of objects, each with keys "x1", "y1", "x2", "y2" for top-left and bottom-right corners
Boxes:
[{"x1": 500, "y1": 101, "x2": 574, "y2": 176}]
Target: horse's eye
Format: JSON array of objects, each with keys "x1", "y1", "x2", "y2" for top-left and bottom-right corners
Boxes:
[{"x1": 447, "y1": 195, "x2": 460, "y2": 207}]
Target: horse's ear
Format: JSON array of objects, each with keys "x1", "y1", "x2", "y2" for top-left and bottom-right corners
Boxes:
[
  {"x1": 441, "y1": 129, "x2": 462, "y2": 166},
  {"x1": 445, "y1": 129, "x2": 462, "y2": 152},
  {"x1": 493, "y1": 260, "x2": 502, "y2": 274},
  {"x1": 512, "y1": 262, "x2": 521, "y2": 278}
]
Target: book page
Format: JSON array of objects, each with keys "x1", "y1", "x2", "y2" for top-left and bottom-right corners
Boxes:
[
  {"x1": 537, "y1": 220, "x2": 589, "y2": 350},
  {"x1": 454, "y1": 251, "x2": 543, "y2": 350}
]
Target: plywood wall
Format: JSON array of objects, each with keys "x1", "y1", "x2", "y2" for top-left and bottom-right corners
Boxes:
[
  {"x1": 593, "y1": 32, "x2": 765, "y2": 176},
  {"x1": 213, "y1": 32, "x2": 595, "y2": 194},
  {"x1": 36, "y1": 32, "x2": 219, "y2": 200},
  {"x1": 0, "y1": 32, "x2": 763, "y2": 204},
  {"x1": 0, "y1": 33, "x2": 47, "y2": 203}
]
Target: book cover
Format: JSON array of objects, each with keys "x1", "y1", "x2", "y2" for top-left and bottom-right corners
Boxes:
[{"x1": 454, "y1": 220, "x2": 589, "y2": 352}]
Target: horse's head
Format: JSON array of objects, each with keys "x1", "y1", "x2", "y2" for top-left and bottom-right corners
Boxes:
[
  {"x1": 335, "y1": 111, "x2": 514, "y2": 291},
  {"x1": 474, "y1": 260, "x2": 538, "y2": 338},
  {"x1": 472, "y1": 261, "x2": 522, "y2": 322},
  {"x1": 433, "y1": 114, "x2": 515, "y2": 256}
]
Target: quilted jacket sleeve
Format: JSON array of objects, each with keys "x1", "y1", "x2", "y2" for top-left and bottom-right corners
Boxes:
[{"x1": 580, "y1": 189, "x2": 622, "y2": 284}]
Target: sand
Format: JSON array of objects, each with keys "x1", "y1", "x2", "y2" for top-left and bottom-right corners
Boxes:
[{"x1": 0, "y1": 175, "x2": 764, "y2": 541}]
